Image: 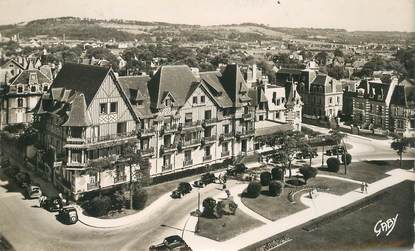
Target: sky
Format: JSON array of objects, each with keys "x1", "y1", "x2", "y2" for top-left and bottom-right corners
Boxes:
[{"x1": 0, "y1": 0, "x2": 414, "y2": 32}]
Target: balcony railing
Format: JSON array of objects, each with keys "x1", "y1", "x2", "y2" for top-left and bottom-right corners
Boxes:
[
  {"x1": 202, "y1": 118, "x2": 218, "y2": 127},
  {"x1": 183, "y1": 159, "x2": 193, "y2": 166},
  {"x1": 203, "y1": 155, "x2": 212, "y2": 161},
  {"x1": 140, "y1": 147, "x2": 154, "y2": 156},
  {"x1": 162, "y1": 124, "x2": 178, "y2": 133},
  {"x1": 221, "y1": 151, "x2": 230, "y2": 157},
  {"x1": 138, "y1": 127, "x2": 156, "y2": 136},
  {"x1": 162, "y1": 164, "x2": 172, "y2": 171},
  {"x1": 183, "y1": 120, "x2": 202, "y2": 129},
  {"x1": 84, "y1": 131, "x2": 136, "y2": 144},
  {"x1": 66, "y1": 137, "x2": 86, "y2": 144},
  {"x1": 236, "y1": 128, "x2": 255, "y2": 138},
  {"x1": 114, "y1": 176, "x2": 127, "y2": 183},
  {"x1": 160, "y1": 144, "x2": 176, "y2": 154},
  {"x1": 242, "y1": 113, "x2": 253, "y2": 120},
  {"x1": 87, "y1": 183, "x2": 99, "y2": 190},
  {"x1": 202, "y1": 135, "x2": 216, "y2": 144},
  {"x1": 181, "y1": 138, "x2": 201, "y2": 148}
]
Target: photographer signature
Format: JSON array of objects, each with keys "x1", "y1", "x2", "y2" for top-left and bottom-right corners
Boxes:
[{"x1": 374, "y1": 213, "x2": 398, "y2": 237}]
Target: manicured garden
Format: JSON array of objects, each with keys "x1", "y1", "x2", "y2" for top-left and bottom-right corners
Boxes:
[
  {"x1": 242, "y1": 180, "x2": 414, "y2": 251},
  {"x1": 319, "y1": 160, "x2": 413, "y2": 183},
  {"x1": 196, "y1": 208, "x2": 264, "y2": 241}
]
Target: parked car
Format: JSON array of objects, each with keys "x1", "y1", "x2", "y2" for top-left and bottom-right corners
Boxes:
[
  {"x1": 58, "y1": 206, "x2": 78, "y2": 224},
  {"x1": 177, "y1": 182, "x2": 192, "y2": 195},
  {"x1": 296, "y1": 149, "x2": 318, "y2": 159},
  {"x1": 170, "y1": 190, "x2": 182, "y2": 199},
  {"x1": 41, "y1": 196, "x2": 63, "y2": 212},
  {"x1": 15, "y1": 172, "x2": 31, "y2": 188},
  {"x1": 226, "y1": 163, "x2": 248, "y2": 176},
  {"x1": 200, "y1": 173, "x2": 216, "y2": 185},
  {"x1": 192, "y1": 180, "x2": 204, "y2": 188},
  {"x1": 26, "y1": 184, "x2": 42, "y2": 199},
  {"x1": 149, "y1": 235, "x2": 192, "y2": 251}
]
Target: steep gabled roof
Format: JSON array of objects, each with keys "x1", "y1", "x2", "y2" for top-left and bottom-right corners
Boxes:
[
  {"x1": 220, "y1": 64, "x2": 251, "y2": 107},
  {"x1": 9, "y1": 69, "x2": 52, "y2": 86},
  {"x1": 199, "y1": 71, "x2": 233, "y2": 108},
  {"x1": 148, "y1": 65, "x2": 198, "y2": 109},
  {"x1": 391, "y1": 79, "x2": 415, "y2": 108},
  {"x1": 51, "y1": 63, "x2": 110, "y2": 106},
  {"x1": 118, "y1": 75, "x2": 152, "y2": 118},
  {"x1": 62, "y1": 94, "x2": 92, "y2": 127},
  {"x1": 1, "y1": 59, "x2": 24, "y2": 70}
]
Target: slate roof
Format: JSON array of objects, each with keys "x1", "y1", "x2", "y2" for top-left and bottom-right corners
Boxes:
[
  {"x1": 148, "y1": 65, "x2": 198, "y2": 109},
  {"x1": 118, "y1": 75, "x2": 152, "y2": 118},
  {"x1": 9, "y1": 69, "x2": 52, "y2": 86},
  {"x1": 199, "y1": 71, "x2": 233, "y2": 108},
  {"x1": 391, "y1": 79, "x2": 415, "y2": 108},
  {"x1": 220, "y1": 64, "x2": 251, "y2": 107},
  {"x1": 51, "y1": 63, "x2": 110, "y2": 106},
  {"x1": 62, "y1": 94, "x2": 92, "y2": 127}
]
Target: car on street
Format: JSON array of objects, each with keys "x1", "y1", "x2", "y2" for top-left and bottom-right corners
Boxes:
[
  {"x1": 200, "y1": 173, "x2": 216, "y2": 185},
  {"x1": 58, "y1": 206, "x2": 78, "y2": 224},
  {"x1": 192, "y1": 180, "x2": 204, "y2": 188},
  {"x1": 170, "y1": 190, "x2": 182, "y2": 199},
  {"x1": 41, "y1": 196, "x2": 63, "y2": 212},
  {"x1": 25, "y1": 184, "x2": 42, "y2": 199},
  {"x1": 177, "y1": 182, "x2": 192, "y2": 194},
  {"x1": 149, "y1": 235, "x2": 192, "y2": 251},
  {"x1": 326, "y1": 146, "x2": 346, "y2": 156}
]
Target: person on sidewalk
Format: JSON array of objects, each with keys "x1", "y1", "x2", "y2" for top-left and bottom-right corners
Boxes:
[
  {"x1": 364, "y1": 182, "x2": 368, "y2": 194},
  {"x1": 361, "y1": 182, "x2": 365, "y2": 194}
]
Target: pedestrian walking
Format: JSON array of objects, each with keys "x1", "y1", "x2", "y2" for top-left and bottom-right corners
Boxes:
[
  {"x1": 361, "y1": 182, "x2": 365, "y2": 194},
  {"x1": 364, "y1": 182, "x2": 368, "y2": 194}
]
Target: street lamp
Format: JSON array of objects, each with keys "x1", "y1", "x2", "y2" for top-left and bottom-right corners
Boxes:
[{"x1": 321, "y1": 137, "x2": 326, "y2": 168}]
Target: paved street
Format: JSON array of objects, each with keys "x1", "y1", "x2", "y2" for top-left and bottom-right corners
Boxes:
[{"x1": 0, "y1": 126, "x2": 414, "y2": 251}]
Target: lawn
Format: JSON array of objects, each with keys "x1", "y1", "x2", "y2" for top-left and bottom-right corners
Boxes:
[
  {"x1": 319, "y1": 160, "x2": 413, "y2": 183},
  {"x1": 196, "y1": 209, "x2": 264, "y2": 241},
  {"x1": 242, "y1": 180, "x2": 414, "y2": 251},
  {"x1": 241, "y1": 176, "x2": 359, "y2": 221}
]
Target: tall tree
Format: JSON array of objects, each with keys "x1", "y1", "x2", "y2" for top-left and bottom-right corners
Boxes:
[{"x1": 390, "y1": 134, "x2": 413, "y2": 169}]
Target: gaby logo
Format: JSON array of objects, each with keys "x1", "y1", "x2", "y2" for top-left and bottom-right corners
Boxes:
[{"x1": 374, "y1": 213, "x2": 399, "y2": 237}]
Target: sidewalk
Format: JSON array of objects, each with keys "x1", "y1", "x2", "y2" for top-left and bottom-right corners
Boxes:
[{"x1": 182, "y1": 168, "x2": 415, "y2": 251}]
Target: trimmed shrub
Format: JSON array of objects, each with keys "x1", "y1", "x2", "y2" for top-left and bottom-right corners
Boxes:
[
  {"x1": 216, "y1": 199, "x2": 238, "y2": 217},
  {"x1": 327, "y1": 157, "x2": 341, "y2": 172},
  {"x1": 341, "y1": 153, "x2": 352, "y2": 165},
  {"x1": 260, "y1": 171, "x2": 272, "y2": 186},
  {"x1": 111, "y1": 191, "x2": 125, "y2": 211},
  {"x1": 299, "y1": 165, "x2": 318, "y2": 184},
  {"x1": 269, "y1": 180, "x2": 284, "y2": 196},
  {"x1": 87, "y1": 195, "x2": 112, "y2": 217},
  {"x1": 246, "y1": 181, "x2": 262, "y2": 198},
  {"x1": 132, "y1": 188, "x2": 148, "y2": 210},
  {"x1": 271, "y1": 167, "x2": 284, "y2": 181},
  {"x1": 202, "y1": 197, "x2": 217, "y2": 218}
]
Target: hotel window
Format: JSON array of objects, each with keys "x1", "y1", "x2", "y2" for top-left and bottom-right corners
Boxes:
[
  {"x1": 205, "y1": 146, "x2": 211, "y2": 157},
  {"x1": 329, "y1": 97, "x2": 333, "y2": 104},
  {"x1": 200, "y1": 96, "x2": 205, "y2": 103},
  {"x1": 222, "y1": 142, "x2": 229, "y2": 153},
  {"x1": 272, "y1": 92, "x2": 277, "y2": 104},
  {"x1": 276, "y1": 99, "x2": 280, "y2": 105},
  {"x1": 185, "y1": 113, "x2": 192, "y2": 123},
  {"x1": 184, "y1": 150, "x2": 191, "y2": 161},
  {"x1": 110, "y1": 102, "x2": 118, "y2": 113},
  {"x1": 17, "y1": 98, "x2": 23, "y2": 108},
  {"x1": 117, "y1": 122, "x2": 127, "y2": 134},
  {"x1": 337, "y1": 96, "x2": 340, "y2": 104},
  {"x1": 30, "y1": 85, "x2": 36, "y2": 92},
  {"x1": 100, "y1": 103, "x2": 107, "y2": 114},
  {"x1": 223, "y1": 124, "x2": 229, "y2": 134},
  {"x1": 71, "y1": 151, "x2": 81, "y2": 163},
  {"x1": 205, "y1": 110, "x2": 212, "y2": 120},
  {"x1": 193, "y1": 96, "x2": 197, "y2": 104},
  {"x1": 17, "y1": 85, "x2": 23, "y2": 93}
]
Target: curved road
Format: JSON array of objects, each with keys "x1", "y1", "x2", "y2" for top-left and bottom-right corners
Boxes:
[{"x1": 0, "y1": 126, "x2": 413, "y2": 251}]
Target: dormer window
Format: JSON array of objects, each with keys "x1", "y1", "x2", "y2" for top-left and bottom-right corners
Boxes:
[
  {"x1": 200, "y1": 96, "x2": 205, "y2": 103},
  {"x1": 165, "y1": 99, "x2": 171, "y2": 107},
  {"x1": 17, "y1": 98, "x2": 23, "y2": 107},
  {"x1": 193, "y1": 96, "x2": 198, "y2": 104},
  {"x1": 30, "y1": 86, "x2": 36, "y2": 92},
  {"x1": 43, "y1": 85, "x2": 48, "y2": 92},
  {"x1": 137, "y1": 100, "x2": 143, "y2": 106}
]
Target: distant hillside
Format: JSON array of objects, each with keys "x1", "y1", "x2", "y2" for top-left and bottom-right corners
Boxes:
[{"x1": 0, "y1": 16, "x2": 413, "y2": 44}]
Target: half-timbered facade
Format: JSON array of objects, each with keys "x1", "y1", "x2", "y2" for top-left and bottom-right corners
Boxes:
[{"x1": 33, "y1": 63, "x2": 140, "y2": 199}]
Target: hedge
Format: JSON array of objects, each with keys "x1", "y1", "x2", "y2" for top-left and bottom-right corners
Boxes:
[
  {"x1": 271, "y1": 167, "x2": 284, "y2": 181},
  {"x1": 151, "y1": 158, "x2": 232, "y2": 185},
  {"x1": 85, "y1": 195, "x2": 112, "y2": 217},
  {"x1": 341, "y1": 153, "x2": 352, "y2": 165},
  {"x1": 246, "y1": 181, "x2": 262, "y2": 198},
  {"x1": 269, "y1": 180, "x2": 284, "y2": 196},
  {"x1": 327, "y1": 157, "x2": 341, "y2": 172},
  {"x1": 132, "y1": 188, "x2": 148, "y2": 210},
  {"x1": 260, "y1": 171, "x2": 272, "y2": 186}
]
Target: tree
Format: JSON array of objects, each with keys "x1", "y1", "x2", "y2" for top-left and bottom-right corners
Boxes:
[
  {"x1": 278, "y1": 131, "x2": 303, "y2": 177},
  {"x1": 299, "y1": 142, "x2": 315, "y2": 166},
  {"x1": 341, "y1": 153, "x2": 352, "y2": 165},
  {"x1": 390, "y1": 134, "x2": 413, "y2": 169},
  {"x1": 202, "y1": 197, "x2": 217, "y2": 218},
  {"x1": 86, "y1": 195, "x2": 112, "y2": 217},
  {"x1": 216, "y1": 199, "x2": 238, "y2": 217},
  {"x1": 18, "y1": 126, "x2": 38, "y2": 146},
  {"x1": 315, "y1": 51, "x2": 328, "y2": 66},
  {"x1": 329, "y1": 129, "x2": 346, "y2": 159},
  {"x1": 299, "y1": 165, "x2": 318, "y2": 184},
  {"x1": 132, "y1": 188, "x2": 148, "y2": 210},
  {"x1": 86, "y1": 47, "x2": 119, "y2": 71},
  {"x1": 327, "y1": 65, "x2": 348, "y2": 80},
  {"x1": 334, "y1": 48, "x2": 344, "y2": 57},
  {"x1": 271, "y1": 167, "x2": 284, "y2": 181}
]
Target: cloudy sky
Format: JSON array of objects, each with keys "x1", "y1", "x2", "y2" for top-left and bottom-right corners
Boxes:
[{"x1": 0, "y1": 0, "x2": 414, "y2": 31}]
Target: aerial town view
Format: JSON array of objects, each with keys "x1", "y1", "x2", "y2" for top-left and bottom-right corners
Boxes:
[{"x1": 0, "y1": 0, "x2": 414, "y2": 250}]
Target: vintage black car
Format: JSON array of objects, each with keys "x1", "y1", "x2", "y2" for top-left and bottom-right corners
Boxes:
[
  {"x1": 41, "y1": 196, "x2": 63, "y2": 212},
  {"x1": 58, "y1": 207, "x2": 78, "y2": 224},
  {"x1": 200, "y1": 173, "x2": 216, "y2": 185},
  {"x1": 326, "y1": 146, "x2": 346, "y2": 156},
  {"x1": 192, "y1": 180, "x2": 204, "y2": 188},
  {"x1": 170, "y1": 190, "x2": 182, "y2": 199},
  {"x1": 149, "y1": 235, "x2": 192, "y2": 251},
  {"x1": 177, "y1": 182, "x2": 192, "y2": 194},
  {"x1": 26, "y1": 184, "x2": 42, "y2": 199}
]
